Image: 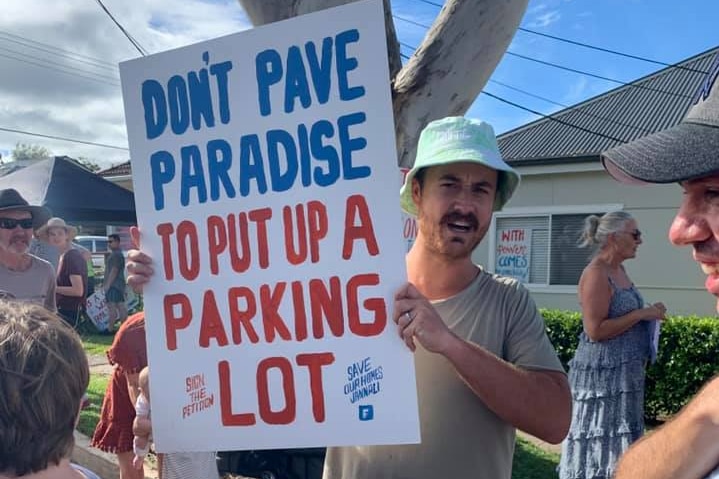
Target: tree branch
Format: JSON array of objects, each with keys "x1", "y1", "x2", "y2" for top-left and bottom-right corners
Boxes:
[
  {"x1": 393, "y1": 0, "x2": 528, "y2": 167},
  {"x1": 237, "y1": 0, "x2": 528, "y2": 168}
]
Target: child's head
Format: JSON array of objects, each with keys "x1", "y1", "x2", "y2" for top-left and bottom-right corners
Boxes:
[
  {"x1": 139, "y1": 366, "x2": 150, "y2": 401},
  {"x1": 0, "y1": 301, "x2": 89, "y2": 476}
]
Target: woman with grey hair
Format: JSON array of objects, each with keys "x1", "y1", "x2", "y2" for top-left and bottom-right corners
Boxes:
[{"x1": 559, "y1": 211, "x2": 667, "y2": 479}]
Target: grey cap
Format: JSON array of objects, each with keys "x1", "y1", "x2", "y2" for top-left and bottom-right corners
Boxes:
[{"x1": 602, "y1": 53, "x2": 719, "y2": 184}]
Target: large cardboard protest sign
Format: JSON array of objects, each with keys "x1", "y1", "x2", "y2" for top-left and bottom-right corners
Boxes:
[{"x1": 119, "y1": 0, "x2": 419, "y2": 452}]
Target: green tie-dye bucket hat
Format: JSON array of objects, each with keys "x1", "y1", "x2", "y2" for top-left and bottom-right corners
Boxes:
[{"x1": 400, "y1": 117, "x2": 520, "y2": 216}]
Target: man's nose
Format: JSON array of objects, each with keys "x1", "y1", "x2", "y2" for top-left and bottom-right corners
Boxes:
[
  {"x1": 669, "y1": 202, "x2": 711, "y2": 246},
  {"x1": 452, "y1": 186, "x2": 475, "y2": 208}
]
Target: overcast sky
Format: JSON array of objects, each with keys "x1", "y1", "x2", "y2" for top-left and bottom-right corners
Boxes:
[{"x1": 0, "y1": 0, "x2": 716, "y2": 169}]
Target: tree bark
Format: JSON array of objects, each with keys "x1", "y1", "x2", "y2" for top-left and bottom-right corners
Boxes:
[{"x1": 237, "y1": 0, "x2": 527, "y2": 167}]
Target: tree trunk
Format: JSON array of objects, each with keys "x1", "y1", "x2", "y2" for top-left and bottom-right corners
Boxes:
[{"x1": 237, "y1": 0, "x2": 528, "y2": 167}]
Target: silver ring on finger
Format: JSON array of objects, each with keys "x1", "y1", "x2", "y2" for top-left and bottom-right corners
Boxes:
[{"x1": 404, "y1": 311, "x2": 414, "y2": 324}]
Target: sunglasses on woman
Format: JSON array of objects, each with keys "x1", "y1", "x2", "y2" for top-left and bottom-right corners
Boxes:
[
  {"x1": 0, "y1": 218, "x2": 34, "y2": 230},
  {"x1": 619, "y1": 229, "x2": 641, "y2": 241}
]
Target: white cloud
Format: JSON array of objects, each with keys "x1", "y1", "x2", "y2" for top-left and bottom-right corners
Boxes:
[
  {"x1": 0, "y1": 0, "x2": 251, "y2": 167},
  {"x1": 527, "y1": 3, "x2": 549, "y2": 15},
  {"x1": 527, "y1": 10, "x2": 561, "y2": 28}
]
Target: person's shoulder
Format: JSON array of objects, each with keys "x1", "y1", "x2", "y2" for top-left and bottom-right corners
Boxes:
[
  {"x1": 28, "y1": 254, "x2": 53, "y2": 271},
  {"x1": 110, "y1": 312, "x2": 146, "y2": 355},
  {"x1": 122, "y1": 311, "x2": 146, "y2": 331},
  {"x1": 72, "y1": 242, "x2": 90, "y2": 253},
  {"x1": 482, "y1": 268, "x2": 527, "y2": 294},
  {"x1": 579, "y1": 260, "x2": 610, "y2": 285},
  {"x1": 71, "y1": 463, "x2": 102, "y2": 479}
]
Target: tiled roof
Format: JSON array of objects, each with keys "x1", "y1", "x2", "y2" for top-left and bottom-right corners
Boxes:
[
  {"x1": 99, "y1": 161, "x2": 131, "y2": 177},
  {"x1": 497, "y1": 47, "x2": 719, "y2": 164}
]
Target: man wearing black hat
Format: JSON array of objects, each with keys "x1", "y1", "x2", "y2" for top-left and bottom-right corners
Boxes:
[
  {"x1": 0, "y1": 188, "x2": 56, "y2": 311},
  {"x1": 601, "y1": 54, "x2": 719, "y2": 479}
]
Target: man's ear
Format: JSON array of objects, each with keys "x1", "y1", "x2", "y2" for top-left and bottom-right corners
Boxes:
[{"x1": 411, "y1": 178, "x2": 422, "y2": 209}]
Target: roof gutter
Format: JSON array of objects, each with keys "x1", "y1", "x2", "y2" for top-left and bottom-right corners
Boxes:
[{"x1": 506, "y1": 154, "x2": 600, "y2": 167}]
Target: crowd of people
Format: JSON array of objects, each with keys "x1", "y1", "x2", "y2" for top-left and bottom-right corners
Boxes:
[
  {"x1": 2, "y1": 47, "x2": 719, "y2": 479},
  {"x1": 0, "y1": 190, "x2": 131, "y2": 477}
]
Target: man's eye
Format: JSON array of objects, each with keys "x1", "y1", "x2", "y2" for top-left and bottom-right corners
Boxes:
[{"x1": 705, "y1": 189, "x2": 719, "y2": 200}]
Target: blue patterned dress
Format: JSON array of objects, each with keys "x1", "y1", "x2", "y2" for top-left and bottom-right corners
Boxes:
[{"x1": 558, "y1": 277, "x2": 651, "y2": 478}]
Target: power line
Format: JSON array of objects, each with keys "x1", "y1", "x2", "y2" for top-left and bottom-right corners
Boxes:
[
  {"x1": 0, "y1": 30, "x2": 118, "y2": 72},
  {"x1": 393, "y1": 13, "x2": 434, "y2": 31},
  {"x1": 92, "y1": 0, "x2": 148, "y2": 56},
  {"x1": 0, "y1": 126, "x2": 128, "y2": 150},
  {"x1": 393, "y1": 14, "x2": 691, "y2": 99},
  {"x1": 0, "y1": 44, "x2": 120, "y2": 83},
  {"x1": 0, "y1": 51, "x2": 120, "y2": 87},
  {"x1": 399, "y1": 44, "x2": 633, "y2": 142},
  {"x1": 400, "y1": 0, "x2": 707, "y2": 74},
  {"x1": 506, "y1": 50, "x2": 691, "y2": 99},
  {"x1": 488, "y1": 79, "x2": 653, "y2": 134},
  {"x1": 516, "y1": 27, "x2": 707, "y2": 74},
  {"x1": 480, "y1": 90, "x2": 626, "y2": 143},
  {"x1": 407, "y1": 0, "x2": 444, "y2": 7}
]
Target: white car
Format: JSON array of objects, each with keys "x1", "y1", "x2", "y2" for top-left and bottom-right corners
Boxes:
[{"x1": 74, "y1": 235, "x2": 109, "y2": 272}]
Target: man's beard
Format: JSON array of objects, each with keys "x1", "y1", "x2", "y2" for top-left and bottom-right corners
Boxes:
[
  {"x1": 418, "y1": 210, "x2": 485, "y2": 259},
  {"x1": 5, "y1": 234, "x2": 30, "y2": 255}
]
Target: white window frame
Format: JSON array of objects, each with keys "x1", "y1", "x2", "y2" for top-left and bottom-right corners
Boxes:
[{"x1": 489, "y1": 203, "x2": 624, "y2": 293}]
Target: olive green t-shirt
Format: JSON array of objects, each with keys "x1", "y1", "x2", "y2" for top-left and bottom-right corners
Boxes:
[{"x1": 323, "y1": 269, "x2": 565, "y2": 479}]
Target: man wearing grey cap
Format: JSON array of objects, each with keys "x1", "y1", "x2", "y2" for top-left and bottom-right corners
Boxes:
[
  {"x1": 126, "y1": 116, "x2": 571, "y2": 479},
  {"x1": 602, "y1": 54, "x2": 719, "y2": 479},
  {"x1": 0, "y1": 188, "x2": 56, "y2": 311}
]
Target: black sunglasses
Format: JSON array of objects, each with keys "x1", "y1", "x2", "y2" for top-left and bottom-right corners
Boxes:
[
  {"x1": 0, "y1": 218, "x2": 34, "y2": 230},
  {"x1": 621, "y1": 229, "x2": 641, "y2": 240}
]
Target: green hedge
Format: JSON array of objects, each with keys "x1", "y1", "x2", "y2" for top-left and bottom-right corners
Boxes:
[{"x1": 541, "y1": 309, "x2": 719, "y2": 420}]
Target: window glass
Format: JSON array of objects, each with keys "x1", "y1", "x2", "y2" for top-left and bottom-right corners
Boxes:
[
  {"x1": 494, "y1": 212, "x2": 604, "y2": 286},
  {"x1": 550, "y1": 214, "x2": 593, "y2": 285}
]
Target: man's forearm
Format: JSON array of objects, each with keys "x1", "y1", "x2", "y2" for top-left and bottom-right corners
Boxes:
[
  {"x1": 442, "y1": 335, "x2": 571, "y2": 444},
  {"x1": 615, "y1": 377, "x2": 719, "y2": 479}
]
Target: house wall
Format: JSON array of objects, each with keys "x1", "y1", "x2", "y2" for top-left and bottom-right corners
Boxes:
[{"x1": 473, "y1": 167, "x2": 715, "y2": 317}]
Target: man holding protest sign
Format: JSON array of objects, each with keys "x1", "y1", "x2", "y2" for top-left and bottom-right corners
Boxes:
[
  {"x1": 127, "y1": 116, "x2": 570, "y2": 479},
  {"x1": 322, "y1": 117, "x2": 571, "y2": 478}
]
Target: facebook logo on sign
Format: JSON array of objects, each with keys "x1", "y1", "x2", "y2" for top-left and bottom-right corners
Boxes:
[{"x1": 358, "y1": 405, "x2": 374, "y2": 421}]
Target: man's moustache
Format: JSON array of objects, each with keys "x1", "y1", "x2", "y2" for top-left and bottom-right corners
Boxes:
[
  {"x1": 693, "y1": 241, "x2": 719, "y2": 258},
  {"x1": 441, "y1": 213, "x2": 478, "y2": 229}
]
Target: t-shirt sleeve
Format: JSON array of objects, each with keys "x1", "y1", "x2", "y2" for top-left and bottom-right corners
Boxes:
[{"x1": 503, "y1": 283, "x2": 565, "y2": 373}]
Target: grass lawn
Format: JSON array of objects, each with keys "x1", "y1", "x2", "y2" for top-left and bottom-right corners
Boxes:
[
  {"x1": 78, "y1": 374, "x2": 110, "y2": 438},
  {"x1": 80, "y1": 332, "x2": 114, "y2": 357},
  {"x1": 512, "y1": 438, "x2": 560, "y2": 479},
  {"x1": 78, "y1": 337, "x2": 562, "y2": 479}
]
